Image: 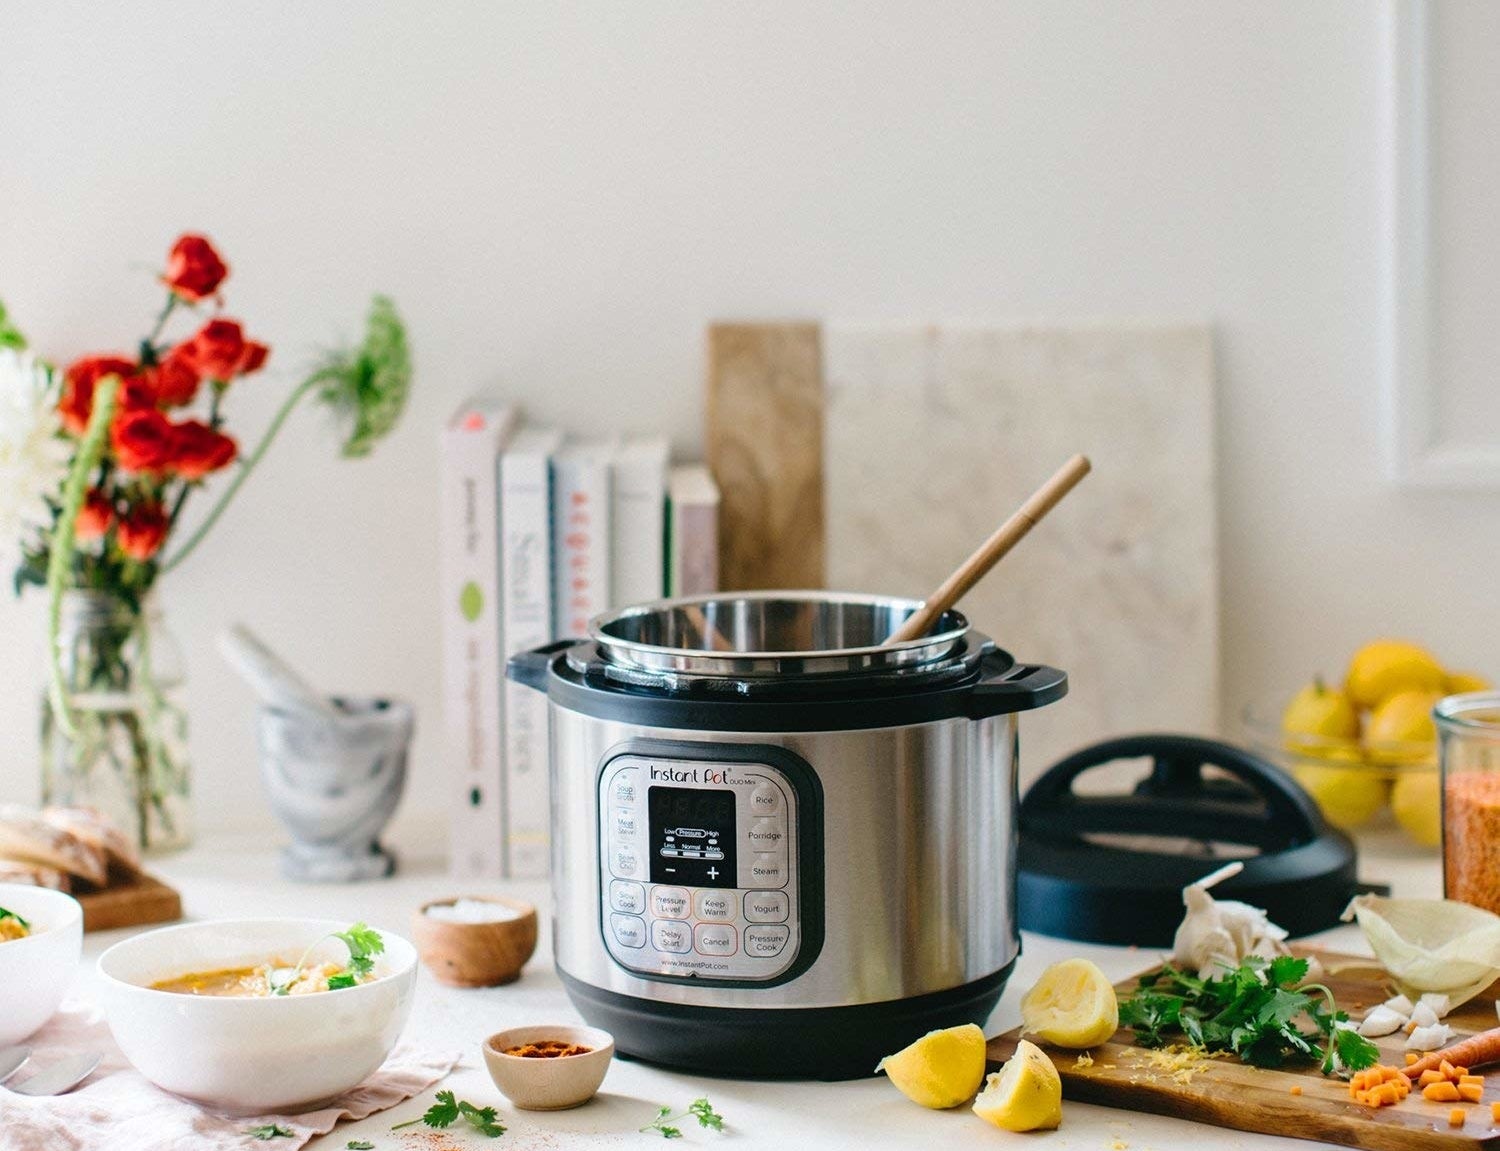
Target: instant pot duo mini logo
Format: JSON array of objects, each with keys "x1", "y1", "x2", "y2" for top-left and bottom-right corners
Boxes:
[{"x1": 648, "y1": 763, "x2": 731, "y2": 785}]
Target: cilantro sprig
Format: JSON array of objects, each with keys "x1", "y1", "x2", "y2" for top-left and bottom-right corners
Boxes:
[
  {"x1": 640, "y1": 1098, "x2": 725, "y2": 1139},
  {"x1": 1118, "y1": 955, "x2": 1379, "y2": 1075},
  {"x1": 0, "y1": 906, "x2": 29, "y2": 929},
  {"x1": 270, "y1": 922, "x2": 384, "y2": 995},
  {"x1": 243, "y1": 1124, "x2": 293, "y2": 1140},
  {"x1": 392, "y1": 1090, "x2": 505, "y2": 1138}
]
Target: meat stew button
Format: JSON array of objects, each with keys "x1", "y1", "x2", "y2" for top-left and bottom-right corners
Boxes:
[
  {"x1": 745, "y1": 925, "x2": 790, "y2": 957},
  {"x1": 693, "y1": 922, "x2": 738, "y2": 957}
]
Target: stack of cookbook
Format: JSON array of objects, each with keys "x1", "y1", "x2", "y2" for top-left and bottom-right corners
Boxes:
[{"x1": 439, "y1": 400, "x2": 720, "y2": 879}]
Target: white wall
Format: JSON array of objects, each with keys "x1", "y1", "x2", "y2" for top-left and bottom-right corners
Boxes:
[{"x1": 2, "y1": 2, "x2": 1496, "y2": 847}]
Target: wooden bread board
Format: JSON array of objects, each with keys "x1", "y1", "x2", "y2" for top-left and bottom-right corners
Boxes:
[
  {"x1": 987, "y1": 949, "x2": 1500, "y2": 1151},
  {"x1": 75, "y1": 872, "x2": 182, "y2": 933}
]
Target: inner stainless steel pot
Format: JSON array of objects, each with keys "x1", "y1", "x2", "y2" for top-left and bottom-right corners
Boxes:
[{"x1": 589, "y1": 590, "x2": 968, "y2": 679}]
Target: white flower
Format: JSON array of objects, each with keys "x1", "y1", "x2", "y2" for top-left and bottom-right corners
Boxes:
[{"x1": 0, "y1": 347, "x2": 70, "y2": 558}]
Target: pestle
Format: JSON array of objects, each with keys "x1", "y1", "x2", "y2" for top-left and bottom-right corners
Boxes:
[{"x1": 217, "y1": 623, "x2": 341, "y2": 720}]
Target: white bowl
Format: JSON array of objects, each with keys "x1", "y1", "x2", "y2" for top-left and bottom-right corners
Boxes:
[
  {"x1": 0, "y1": 884, "x2": 83, "y2": 1046},
  {"x1": 98, "y1": 918, "x2": 417, "y2": 1114}
]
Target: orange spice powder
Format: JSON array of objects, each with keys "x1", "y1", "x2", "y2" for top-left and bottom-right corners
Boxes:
[{"x1": 1445, "y1": 773, "x2": 1500, "y2": 915}]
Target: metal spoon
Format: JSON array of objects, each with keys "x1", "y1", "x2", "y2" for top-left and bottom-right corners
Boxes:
[
  {"x1": 0, "y1": 1046, "x2": 31, "y2": 1084},
  {"x1": 6, "y1": 1051, "x2": 101, "y2": 1096}
]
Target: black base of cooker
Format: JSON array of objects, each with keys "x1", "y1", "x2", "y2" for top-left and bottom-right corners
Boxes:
[{"x1": 558, "y1": 961, "x2": 1016, "y2": 1081}]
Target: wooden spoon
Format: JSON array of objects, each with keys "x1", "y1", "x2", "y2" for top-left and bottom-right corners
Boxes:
[{"x1": 885, "y1": 454, "x2": 1092, "y2": 645}]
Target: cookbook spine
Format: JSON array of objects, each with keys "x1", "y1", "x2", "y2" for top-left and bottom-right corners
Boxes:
[
  {"x1": 669, "y1": 464, "x2": 721, "y2": 597},
  {"x1": 551, "y1": 446, "x2": 614, "y2": 640},
  {"x1": 611, "y1": 439, "x2": 668, "y2": 608}
]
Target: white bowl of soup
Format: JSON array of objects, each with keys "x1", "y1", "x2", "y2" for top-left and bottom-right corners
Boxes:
[
  {"x1": 0, "y1": 883, "x2": 83, "y2": 1046},
  {"x1": 98, "y1": 918, "x2": 417, "y2": 1113}
]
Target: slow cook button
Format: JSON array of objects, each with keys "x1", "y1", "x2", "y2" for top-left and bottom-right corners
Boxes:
[
  {"x1": 749, "y1": 852, "x2": 787, "y2": 888},
  {"x1": 610, "y1": 913, "x2": 646, "y2": 949},
  {"x1": 694, "y1": 890, "x2": 734, "y2": 921},
  {"x1": 610, "y1": 769, "x2": 642, "y2": 807},
  {"x1": 693, "y1": 922, "x2": 737, "y2": 957},
  {"x1": 743, "y1": 890, "x2": 789, "y2": 923},
  {"x1": 747, "y1": 817, "x2": 785, "y2": 851},
  {"x1": 608, "y1": 844, "x2": 642, "y2": 878},
  {"x1": 650, "y1": 919, "x2": 691, "y2": 954},
  {"x1": 749, "y1": 783, "x2": 782, "y2": 815},
  {"x1": 744, "y1": 925, "x2": 791, "y2": 957},
  {"x1": 650, "y1": 886, "x2": 691, "y2": 920},
  {"x1": 609, "y1": 879, "x2": 646, "y2": 915}
]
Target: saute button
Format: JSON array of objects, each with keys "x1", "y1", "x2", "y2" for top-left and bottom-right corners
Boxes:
[
  {"x1": 608, "y1": 844, "x2": 642, "y2": 878},
  {"x1": 744, "y1": 925, "x2": 791, "y2": 957},
  {"x1": 749, "y1": 783, "x2": 782, "y2": 814},
  {"x1": 695, "y1": 890, "x2": 735, "y2": 921},
  {"x1": 610, "y1": 913, "x2": 646, "y2": 949},
  {"x1": 650, "y1": 886, "x2": 691, "y2": 919},
  {"x1": 749, "y1": 853, "x2": 787, "y2": 887},
  {"x1": 609, "y1": 880, "x2": 646, "y2": 915},
  {"x1": 693, "y1": 922, "x2": 738, "y2": 957},
  {"x1": 651, "y1": 919, "x2": 692, "y2": 954},
  {"x1": 743, "y1": 890, "x2": 789, "y2": 923},
  {"x1": 610, "y1": 769, "x2": 642, "y2": 806},
  {"x1": 747, "y1": 817, "x2": 785, "y2": 851}
]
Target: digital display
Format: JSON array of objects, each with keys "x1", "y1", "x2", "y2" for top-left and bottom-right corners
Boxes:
[{"x1": 649, "y1": 786, "x2": 737, "y2": 888}]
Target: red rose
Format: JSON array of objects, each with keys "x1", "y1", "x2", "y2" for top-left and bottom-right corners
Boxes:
[
  {"x1": 238, "y1": 340, "x2": 270, "y2": 375},
  {"x1": 161, "y1": 234, "x2": 228, "y2": 302},
  {"x1": 59, "y1": 355, "x2": 136, "y2": 435},
  {"x1": 111, "y1": 409, "x2": 177, "y2": 474},
  {"x1": 181, "y1": 318, "x2": 268, "y2": 382},
  {"x1": 144, "y1": 346, "x2": 202, "y2": 408},
  {"x1": 117, "y1": 502, "x2": 169, "y2": 561},
  {"x1": 74, "y1": 491, "x2": 115, "y2": 541},
  {"x1": 170, "y1": 420, "x2": 238, "y2": 479}
]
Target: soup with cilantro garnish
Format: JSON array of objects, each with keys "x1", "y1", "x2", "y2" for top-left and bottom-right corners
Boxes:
[
  {"x1": 0, "y1": 906, "x2": 30, "y2": 943},
  {"x1": 149, "y1": 921, "x2": 385, "y2": 996}
]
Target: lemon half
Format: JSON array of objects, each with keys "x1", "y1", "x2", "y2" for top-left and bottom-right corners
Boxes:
[
  {"x1": 1020, "y1": 958, "x2": 1119, "y2": 1049},
  {"x1": 973, "y1": 1039, "x2": 1063, "y2": 1131},
  {"x1": 874, "y1": 1022, "x2": 986, "y2": 1109}
]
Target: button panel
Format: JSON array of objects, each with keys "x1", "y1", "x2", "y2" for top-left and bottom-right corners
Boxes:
[{"x1": 599, "y1": 753, "x2": 800, "y2": 981}]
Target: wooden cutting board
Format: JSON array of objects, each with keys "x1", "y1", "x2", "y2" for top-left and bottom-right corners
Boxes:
[
  {"x1": 987, "y1": 950, "x2": 1500, "y2": 1151},
  {"x1": 75, "y1": 872, "x2": 182, "y2": 933}
]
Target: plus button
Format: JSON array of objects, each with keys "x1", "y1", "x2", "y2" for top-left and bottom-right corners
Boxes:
[{"x1": 706, "y1": 867, "x2": 720, "y2": 880}]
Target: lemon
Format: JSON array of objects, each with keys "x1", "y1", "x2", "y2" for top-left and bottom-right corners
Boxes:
[
  {"x1": 875, "y1": 1023, "x2": 986, "y2": 1109},
  {"x1": 972, "y1": 1039, "x2": 1063, "y2": 1132},
  {"x1": 1020, "y1": 958, "x2": 1119, "y2": 1049},
  {"x1": 1391, "y1": 771, "x2": 1442, "y2": 847},
  {"x1": 1345, "y1": 640, "x2": 1446, "y2": 710},
  {"x1": 1281, "y1": 677, "x2": 1360, "y2": 755},
  {"x1": 1291, "y1": 753, "x2": 1389, "y2": 829},
  {"x1": 1447, "y1": 670, "x2": 1493, "y2": 695},
  {"x1": 1365, "y1": 689, "x2": 1441, "y2": 765}
]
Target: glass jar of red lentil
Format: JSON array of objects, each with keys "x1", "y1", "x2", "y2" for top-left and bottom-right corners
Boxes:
[{"x1": 1438, "y1": 693, "x2": 1500, "y2": 914}]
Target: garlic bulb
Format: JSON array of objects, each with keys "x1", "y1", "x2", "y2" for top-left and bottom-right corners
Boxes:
[{"x1": 1171, "y1": 861, "x2": 1290, "y2": 978}]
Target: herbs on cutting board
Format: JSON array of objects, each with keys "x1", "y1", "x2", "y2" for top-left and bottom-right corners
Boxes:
[
  {"x1": 1118, "y1": 955, "x2": 1379, "y2": 1075},
  {"x1": 391, "y1": 1090, "x2": 505, "y2": 1137},
  {"x1": 270, "y1": 921, "x2": 384, "y2": 995},
  {"x1": 640, "y1": 1097, "x2": 725, "y2": 1139}
]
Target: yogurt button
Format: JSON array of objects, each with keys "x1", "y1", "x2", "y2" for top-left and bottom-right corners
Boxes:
[{"x1": 743, "y1": 890, "x2": 789, "y2": 923}]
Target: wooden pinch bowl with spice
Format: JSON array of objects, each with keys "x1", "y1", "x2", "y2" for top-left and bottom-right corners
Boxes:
[
  {"x1": 483, "y1": 1024, "x2": 614, "y2": 1110},
  {"x1": 411, "y1": 896, "x2": 537, "y2": 988}
]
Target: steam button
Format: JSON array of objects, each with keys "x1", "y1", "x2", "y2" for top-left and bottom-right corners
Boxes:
[
  {"x1": 744, "y1": 890, "x2": 789, "y2": 923},
  {"x1": 693, "y1": 922, "x2": 738, "y2": 957},
  {"x1": 650, "y1": 886, "x2": 691, "y2": 920},
  {"x1": 609, "y1": 880, "x2": 645, "y2": 915},
  {"x1": 745, "y1": 925, "x2": 791, "y2": 957},
  {"x1": 749, "y1": 853, "x2": 787, "y2": 888},
  {"x1": 610, "y1": 913, "x2": 646, "y2": 949},
  {"x1": 651, "y1": 919, "x2": 691, "y2": 954}
]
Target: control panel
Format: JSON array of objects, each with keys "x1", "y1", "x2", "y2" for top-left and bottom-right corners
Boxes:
[{"x1": 598, "y1": 752, "x2": 802, "y2": 982}]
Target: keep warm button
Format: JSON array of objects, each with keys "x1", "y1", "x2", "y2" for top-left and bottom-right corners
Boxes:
[
  {"x1": 747, "y1": 817, "x2": 785, "y2": 850},
  {"x1": 744, "y1": 925, "x2": 790, "y2": 957}
]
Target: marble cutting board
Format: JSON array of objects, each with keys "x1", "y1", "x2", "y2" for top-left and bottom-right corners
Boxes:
[{"x1": 824, "y1": 322, "x2": 1219, "y2": 782}]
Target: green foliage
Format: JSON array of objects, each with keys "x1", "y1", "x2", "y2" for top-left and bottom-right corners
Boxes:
[
  {"x1": 1118, "y1": 956, "x2": 1380, "y2": 1075},
  {"x1": 346, "y1": 1141, "x2": 375, "y2": 1149},
  {"x1": 316, "y1": 294, "x2": 410, "y2": 459},
  {"x1": 0, "y1": 906, "x2": 30, "y2": 929},
  {"x1": 391, "y1": 1090, "x2": 504, "y2": 1137},
  {"x1": 0, "y1": 299, "x2": 26, "y2": 350},
  {"x1": 271, "y1": 922, "x2": 384, "y2": 995},
  {"x1": 640, "y1": 1098, "x2": 725, "y2": 1139},
  {"x1": 244, "y1": 1124, "x2": 294, "y2": 1140}
]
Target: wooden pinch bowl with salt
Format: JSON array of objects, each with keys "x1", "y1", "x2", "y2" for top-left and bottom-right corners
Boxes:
[{"x1": 412, "y1": 896, "x2": 538, "y2": 987}]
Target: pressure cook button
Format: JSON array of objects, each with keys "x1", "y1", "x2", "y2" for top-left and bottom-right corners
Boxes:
[
  {"x1": 749, "y1": 853, "x2": 787, "y2": 888},
  {"x1": 743, "y1": 890, "x2": 789, "y2": 923},
  {"x1": 609, "y1": 880, "x2": 646, "y2": 915},
  {"x1": 610, "y1": 913, "x2": 646, "y2": 949},
  {"x1": 608, "y1": 844, "x2": 642, "y2": 878},
  {"x1": 650, "y1": 886, "x2": 691, "y2": 920},
  {"x1": 650, "y1": 919, "x2": 692, "y2": 953},
  {"x1": 610, "y1": 769, "x2": 642, "y2": 807},
  {"x1": 749, "y1": 783, "x2": 781, "y2": 814},
  {"x1": 694, "y1": 890, "x2": 735, "y2": 922},
  {"x1": 693, "y1": 922, "x2": 738, "y2": 957},
  {"x1": 744, "y1": 925, "x2": 791, "y2": 957},
  {"x1": 747, "y1": 817, "x2": 786, "y2": 851}
]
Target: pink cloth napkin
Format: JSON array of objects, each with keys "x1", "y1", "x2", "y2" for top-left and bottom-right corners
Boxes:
[{"x1": 1, "y1": 1000, "x2": 461, "y2": 1150}]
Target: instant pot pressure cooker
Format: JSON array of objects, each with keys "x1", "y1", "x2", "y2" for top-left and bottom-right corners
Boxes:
[{"x1": 507, "y1": 592, "x2": 1066, "y2": 1079}]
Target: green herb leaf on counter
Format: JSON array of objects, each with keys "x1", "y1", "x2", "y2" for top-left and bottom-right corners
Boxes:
[
  {"x1": 1118, "y1": 957, "x2": 1379, "y2": 1075},
  {"x1": 244, "y1": 1125, "x2": 294, "y2": 1140},
  {"x1": 641, "y1": 1098, "x2": 725, "y2": 1139},
  {"x1": 391, "y1": 1090, "x2": 504, "y2": 1138},
  {"x1": 346, "y1": 1141, "x2": 375, "y2": 1149},
  {"x1": 0, "y1": 906, "x2": 29, "y2": 929}
]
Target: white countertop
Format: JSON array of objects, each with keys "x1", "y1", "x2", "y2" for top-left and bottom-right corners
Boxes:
[{"x1": 69, "y1": 830, "x2": 1441, "y2": 1151}]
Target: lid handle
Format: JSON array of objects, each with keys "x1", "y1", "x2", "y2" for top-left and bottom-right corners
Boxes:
[
  {"x1": 964, "y1": 655, "x2": 1068, "y2": 719},
  {"x1": 505, "y1": 639, "x2": 577, "y2": 692}
]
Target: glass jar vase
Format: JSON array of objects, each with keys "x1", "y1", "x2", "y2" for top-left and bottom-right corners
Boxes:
[
  {"x1": 40, "y1": 589, "x2": 192, "y2": 853},
  {"x1": 1437, "y1": 692, "x2": 1500, "y2": 914}
]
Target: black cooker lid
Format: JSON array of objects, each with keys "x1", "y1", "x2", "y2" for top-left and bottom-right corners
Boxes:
[{"x1": 1017, "y1": 734, "x2": 1359, "y2": 947}]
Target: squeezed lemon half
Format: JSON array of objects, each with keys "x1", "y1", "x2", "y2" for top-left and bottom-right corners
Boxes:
[
  {"x1": 874, "y1": 1022, "x2": 987, "y2": 1109},
  {"x1": 972, "y1": 1039, "x2": 1063, "y2": 1131},
  {"x1": 1020, "y1": 958, "x2": 1119, "y2": 1049}
]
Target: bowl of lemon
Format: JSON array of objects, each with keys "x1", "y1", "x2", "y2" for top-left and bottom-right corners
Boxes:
[{"x1": 1244, "y1": 639, "x2": 1491, "y2": 848}]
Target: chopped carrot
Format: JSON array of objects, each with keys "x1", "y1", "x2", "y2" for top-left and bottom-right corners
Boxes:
[
  {"x1": 1451, "y1": 1108, "x2": 1467, "y2": 1127},
  {"x1": 1376, "y1": 1084, "x2": 1402, "y2": 1106},
  {"x1": 1461, "y1": 1075, "x2": 1485, "y2": 1088},
  {"x1": 1457, "y1": 1067, "x2": 1471, "y2": 1077},
  {"x1": 1406, "y1": 1027, "x2": 1500, "y2": 1079},
  {"x1": 1491, "y1": 1100, "x2": 1500, "y2": 1122},
  {"x1": 1289, "y1": 1084, "x2": 1302, "y2": 1096},
  {"x1": 1407, "y1": 1052, "x2": 1420, "y2": 1066},
  {"x1": 1353, "y1": 1089, "x2": 1371, "y2": 1106},
  {"x1": 1406, "y1": 1021, "x2": 1419, "y2": 1034},
  {"x1": 1459, "y1": 1083, "x2": 1485, "y2": 1103},
  {"x1": 1425, "y1": 1081, "x2": 1462, "y2": 1102},
  {"x1": 1441, "y1": 1060, "x2": 1458, "y2": 1079}
]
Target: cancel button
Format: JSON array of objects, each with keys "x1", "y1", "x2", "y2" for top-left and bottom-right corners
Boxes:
[{"x1": 744, "y1": 925, "x2": 790, "y2": 957}]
